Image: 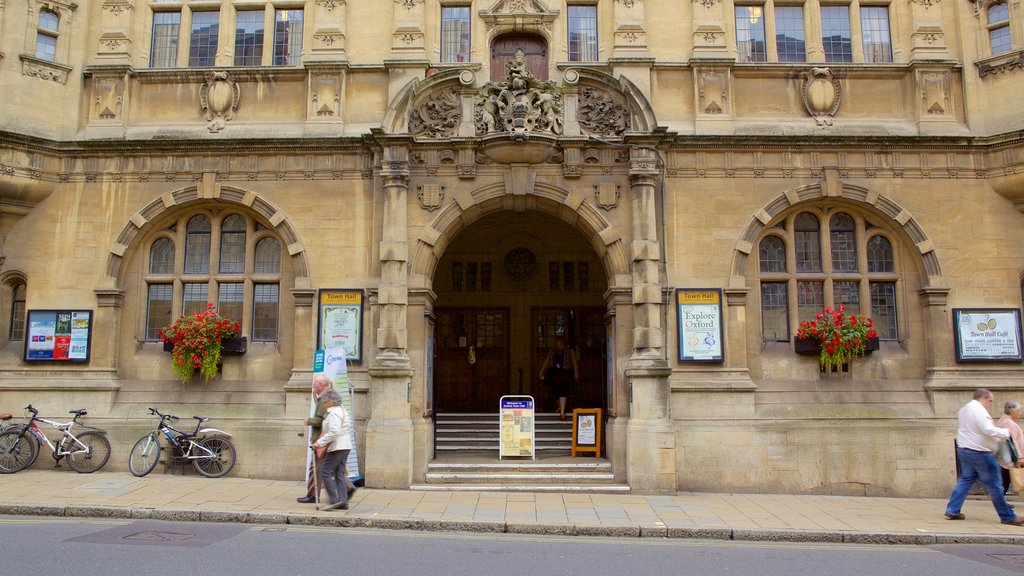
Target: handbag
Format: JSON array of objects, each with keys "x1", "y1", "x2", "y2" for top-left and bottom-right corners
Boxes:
[{"x1": 1009, "y1": 467, "x2": 1024, "y2": 496}]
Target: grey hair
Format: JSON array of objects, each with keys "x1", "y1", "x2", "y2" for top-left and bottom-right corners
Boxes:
[
  {"x1": 1006, "y1": 400, "x2": 1023, "y2": 415},
  {"x1": 312, "y1": 374, "x2": 334, "y2": 388}
]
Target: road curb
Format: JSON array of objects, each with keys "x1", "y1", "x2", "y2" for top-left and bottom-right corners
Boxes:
[{"x1": 4, "y1": 501, "x2": 1024, "y2": 546}]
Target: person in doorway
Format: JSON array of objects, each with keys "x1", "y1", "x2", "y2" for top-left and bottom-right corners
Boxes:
[
  {"x1": 314, "y1": 396, "x2": 353, "y2": 511},
  {"x1": 297, "y1": 374, "x2": 356, "y2": 504},
  {"x1": 996, "y1": 400, "x2": 1024, "y2": 495},
  {"x1": 945, "y1": 388, "x2": 1024, "y2": 525},
  {"x1": 538, "y1": 337, "x2": 578, "y2": 421}
]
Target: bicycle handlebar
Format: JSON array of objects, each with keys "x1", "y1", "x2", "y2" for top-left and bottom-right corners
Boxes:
[
  {"x1": 24, "y1": 405, "x2": 38, "y2": 416},
  {"x1": 147, "y1": 407, "x2": 178, "y2": 421}
]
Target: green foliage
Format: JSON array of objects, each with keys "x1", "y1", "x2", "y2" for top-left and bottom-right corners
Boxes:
[{"x1": 159, "y1": 303, "x2": 240, "y2": 386}]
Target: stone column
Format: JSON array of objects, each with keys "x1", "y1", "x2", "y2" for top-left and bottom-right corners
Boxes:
[
  {"x1": 93, "y1": 289, "x2": 124, "y2": 371},
  {"x1": 364, "y1": 145, "x2": 415, "y2": 488},
  {"x1": 625, "y1": 147, "x2": 676, "y2": 493}
]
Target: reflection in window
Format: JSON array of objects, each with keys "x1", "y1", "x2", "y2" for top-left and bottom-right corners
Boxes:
[
  {"x1": 759, "y1": 236, "x2": 786, "y2": 273},
  {"x1": 860, "y1": 6, "x2": 892, "y2": 63},
  {"x1": 568, "y1": 5, "x2": 598, "y2": 62},
  {"x1": 795, "y1": 213, "x2": 821, "y2": 272},
  {"x1": 11, "y1": 284, "x2": 27, "y2": 341},
  {"x1": 189, "y1": 11, "x2": 220, "y2": 67},
  {"x1": 185, "y1": 215, "x2": 212, "y2": 274},
  {"x1": 254, "y1": 237, "x2": 281, "y2": 274},
  {"x1": 273, "y1": 9, "x2": 303, "y2": 66},
  {"x1": 149, "y1": 238, "x2": 175, "y2": 274},
  {"x1": 830, "y1": 213, "x2": 857, "y2": 273},
  {"x1": 146, "y1": 284, "x2": 172, "y2": 341},
  {"x1": 36, "y1": 10, "x2": 59, "y2": 62},
  {"x1": 988, "y1": 3, "x2": 1011, "y2": 55},
  {"x1": 235, "y1": 10, "x2": 265, "y2": 66},
  {"x1": 150, "y1": 11, "x2": 181, "y2": 68},
  {"x1": 775, "y1": 6, "x2": 806, "y2": 62},
  {"x1": 736, "y1": 6, "x2": 766, "y2": 62},
  {"x1": 441, "y1": 6, "x2": 471, "y2": 63},
  {"x1": 253, "y1": 284, "x2": 279, "y2": 341},
  {"x1": 821, "y1": 6, "x2": 852, "y2": 63},
  {"x1": 218, "y1": 282, "x2": 244, "y2": 324},
  {"x1": 219, "y1": 214, "x2": 246, "y2": 274}
]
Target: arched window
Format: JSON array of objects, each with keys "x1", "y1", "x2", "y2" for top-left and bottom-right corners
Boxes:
[
  {"x1": 988, "y1": 3, "x2": 1011, "y2": 55},
  {"x1": 10, "y1": 283, "x2": 26, "y2": 341},
  {"x1": 143, "y1": 211, "x2": 283, "y2": 342},
  {"x1": 757, "y1": 207, "x2": 900, "y2": 342},
  {"x1": 36, "y1": 10, "x2": 59, "y2": 62}
]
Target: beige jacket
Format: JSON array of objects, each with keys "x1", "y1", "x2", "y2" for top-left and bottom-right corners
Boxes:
[{"x1": 315, "y1": 405, "x2": 353, "y2": 452}]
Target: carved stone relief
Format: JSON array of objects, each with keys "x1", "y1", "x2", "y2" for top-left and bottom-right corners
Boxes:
[
  {"x1": 94, "y1": 77, "x2": 123, "y2": 120},
  {"x1": 919, "y1": 70, "x2": 951, "y2": 115},
  {"x1": 416, "y1": 184, "x2": 445, "y2": 211},
  {"x1": 315, "y1": 0, "x2": 346, "y2": 10},
  {"x1": 475, "y1": 49, "x2": 563, "y2": 138},
  {"x1": 409, "y1": 86, "x2": 461, "y2": 138},
  {"x1": 200, "y1": 71, "x2": 241, "y2": 133},
  {"x1": 979, "y1": 52, "x2": 1024, "y2": 77},
  {"x1": 311, "y1": 73, "x2": 342, "y2": 117},
  {"x1": 21, "y1": 57, "x2": 70, "y2": 84},
  {"x1": 595, "y1": 183, "x2": 621, "y2": 210},
  {"x1": 578, "y1": 87, "x2": 628, "y2": 136},
  {"x1": 800, "y1": 67, "x2": 841, "y2": 126},
  {"x1": 101, "y1": 1, "x2": 133, "y2": 16},
  {"x1": 697, "y1": 69, "x2": 728, "y2": 115}
]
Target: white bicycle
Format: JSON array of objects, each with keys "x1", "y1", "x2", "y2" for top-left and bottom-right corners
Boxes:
[{"x1": 0, "y1": 405, "x2": 111, "y2": 474}]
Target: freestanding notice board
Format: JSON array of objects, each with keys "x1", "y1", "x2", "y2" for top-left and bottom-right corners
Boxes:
[
  {"x1": 499, "y1": 395, "x2": 535, "y2": 459},
  {"x1": 572, "y1": 408, "x2": 602, "y2": 458}
]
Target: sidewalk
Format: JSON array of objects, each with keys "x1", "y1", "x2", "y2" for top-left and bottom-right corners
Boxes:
[{"x1": 2, "y1": 469, "x2": 1023, "y2": 545}]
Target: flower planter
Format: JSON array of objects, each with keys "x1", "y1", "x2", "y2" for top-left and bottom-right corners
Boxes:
[
  {"x1": 163, "y1": 336, "x2": 247, "y2": 355},
  {"x1": 794, "y1": 336, "x2": 879, "y2": 355}
]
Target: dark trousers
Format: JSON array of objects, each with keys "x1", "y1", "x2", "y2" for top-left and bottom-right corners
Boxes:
[
  {"x1": 322, "y1": 449, "x2": 351, "y2": 506},
  {"x1": 306, "y1": 449, "x2": 355, "y2": 499}
]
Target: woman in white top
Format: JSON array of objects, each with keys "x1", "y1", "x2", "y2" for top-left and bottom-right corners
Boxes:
[
  {"x1": 996, "y1": 400, "x2": 1024, "y2": 495},
  {"x1": 314, "y1": 398, "x2": 353, "y2": 510}
]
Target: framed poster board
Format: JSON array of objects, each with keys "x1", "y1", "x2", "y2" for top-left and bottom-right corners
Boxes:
[
  {"x1": 572, "y1": 408, "x2": 602, "y2": 458},
  {"x1": 676, "y1": 288, "x2": 724, "y2": 362},
  {"x1": 499, "y1": 396, "x2": 535, "y2": 459},
  {"x1": 317, "y1": 289, "x2": 364, "y2": 362},
  {"x1": 24, "y1": 310, "x2": 93, "y2": 362},
  {"x1": 953, "y1": 308, "x2": 1023, "y2": 362}
]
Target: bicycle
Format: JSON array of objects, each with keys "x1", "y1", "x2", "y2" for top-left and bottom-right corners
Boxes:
[
  {"x1": 0, "y1": 405, "x2": 111, "y2": 474},
  {"x1": 128, "y1": 407, "x2": 236, "y2": 478}
]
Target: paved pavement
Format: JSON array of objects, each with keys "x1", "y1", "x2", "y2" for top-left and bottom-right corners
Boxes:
[{"x1": 2, "y1": 469, "x2": 1024, "y2": 545}]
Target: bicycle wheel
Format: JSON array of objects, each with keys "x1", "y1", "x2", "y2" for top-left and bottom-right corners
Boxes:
[
  {"x1": 193, "y1": 435, "x2": 236, "y2": 478},
  {"x1": 0, "y1": 430, "x2": 37, "y2": 473},
  {"x1": 65, "y1": 431, "x2": 111, "y2": 473},
  {"x1": 128, "y1": 433, "x2": 161, "y2": 477}
]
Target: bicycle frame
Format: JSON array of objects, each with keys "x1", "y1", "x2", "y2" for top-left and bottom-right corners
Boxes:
[
  {"x1": 147, "y1": 408, "x2": 232, "y2": 462},
  {"x1": 21, "y1": 406, "x2": 97, "y2": 459}
]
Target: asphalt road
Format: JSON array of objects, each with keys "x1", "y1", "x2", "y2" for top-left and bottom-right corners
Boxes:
[{"x1": 1, "y1": 516, "x2": 1023, "y2": 576}]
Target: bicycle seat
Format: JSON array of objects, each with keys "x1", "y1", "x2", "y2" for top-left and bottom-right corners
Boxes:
[
  {"x1": 193, "y1": 416, "x2": 210, "y2": 423},
  {"x1": 0, "y1": 413, "x2": 12, "y2": 421},
  {"x1": 69, "y1": 409, "x2": 88, "y2": 416}
]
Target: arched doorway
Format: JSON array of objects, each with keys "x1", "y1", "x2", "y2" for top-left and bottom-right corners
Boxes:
[
  {"x1": 432, "y1": 211, "x2": 607, "y2": 413},
  {"x1": 490, "y1": 33, "x2": 548, "y2": 81}
]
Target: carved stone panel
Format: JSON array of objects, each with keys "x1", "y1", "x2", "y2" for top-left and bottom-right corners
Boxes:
[
  {"x1": 578, "y1": 86, "x2": 628, "y2": 136},
  {"x1": 417, "y1": 184, "x2": 445, "y2": 211},
  {"x1": 200, "y1": 71, "x2": 241, "y2": 133},
  {"x1": 595, "y1": 182, "x2": 621, "y2": 210},
  {"x1": 800, "y1": 67, "x2": 841, "y2": 127},
  {"x1": 93, "y1": 76, "x2": 124, "y2": 120},
  {"x1": 410, "y1": 86, "x2": 462, "y2": 138},
  {"x1": 919, "y1": 70, "x2": 951, "y2": 116},
  {"x1": 475, "y1": 49, "x2": 563, "y2": 138},
  {"x1": 696, "y1": 68, "x2": 729, "y2": 116},
  {"x1": 311, "y1": 71, "x2": 343, "y2": 118}
]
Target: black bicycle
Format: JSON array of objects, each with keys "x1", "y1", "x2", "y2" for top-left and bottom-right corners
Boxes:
[
  {"x1": 128, "y1": 407, "x2": 236, "y2": 478},
  {"x1": 0, "y1": 405, "x2": 110, "y2": 474}
]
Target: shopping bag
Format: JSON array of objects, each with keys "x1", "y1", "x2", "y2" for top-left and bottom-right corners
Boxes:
[{"x1": 1009, "y1": 467, "x2": 1024, "y2": 495}]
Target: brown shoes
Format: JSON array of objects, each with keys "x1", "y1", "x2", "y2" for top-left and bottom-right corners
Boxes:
[
  {"x1": 944, "y1": 512, "x2": 966, "y2": 520},
  {"x1": 1002, "y1": 517, "x2": 1024, "y2": 525}
]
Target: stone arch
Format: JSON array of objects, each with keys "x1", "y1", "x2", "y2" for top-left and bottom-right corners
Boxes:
[
  {"x1": 410, "y1": 181, "x2": 630, "y2": 292},
  {"x1": 0, "y1": 270, "x2": 27, "y2": 288},
  {"x1": 102, "y1": 185, "x2": 310, "y2": 290},
  {"x1": 730, "y1": 183, "x2": 943, "y2": 287}
]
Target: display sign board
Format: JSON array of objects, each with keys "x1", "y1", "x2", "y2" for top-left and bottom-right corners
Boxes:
[
  {"x1": 676, "y1": 288, "x2": 724, "y2": 362},
  {"x1": 499, "y1": 395, "x2": 535, "y2": 459},
  {"x1": 317, "y1": 289, "x2": 364, "y2": 362},
  {"x1": 24, "y1": 310, "x2": 93, "y2": 362},
  {"x1": 572, "y1": 408, "x2": 602, "y2": 458},
  {"x1": 313, "y1": 347, "x2": 361, "y2": 483},
  {"x1": 953, "y1": 308, "x2": 1024, "y2": 362}
]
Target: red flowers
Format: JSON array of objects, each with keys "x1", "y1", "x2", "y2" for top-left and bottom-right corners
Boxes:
[
  {"x1": 159, "y1": 303, "x2": 240, "y2": 386},
  {"x1": 796, "y1": 305, "x2": 878, "y2": 370}
]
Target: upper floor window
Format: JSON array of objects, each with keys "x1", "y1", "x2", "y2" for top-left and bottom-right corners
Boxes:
[
  {"x1": 775, "y1": 6, "x2": 806, "y2": 62},
  {"x1": 860, "y1": 6, "x2": 892, "y2": 63},
  {"x1": 10, "y1": 283, "x2": 26, "y2": 342},
  {"x1": 821, "y1": 6, "x2": 853, "y2": 63},
  {"x1": 235, "y1": 10, "x2": 265, "y2": 66},
  {"x1": 189, "y1": 11, "x2": 220, "y2": 67},
  {"x1": 151, "y1": 11, "x2": 181, "y2": 68},
  {"x1": 758, "y1": 208, "x2": 900, "y2": 342},
  {"x1": 441, "y1": 6, "x2": 471, "y2": 63},
  {"x1": 988, "y1": 3, "x2": 1012, "y2": 55},
  {"x1": 273, "y1": 9, "x2": 303, "y2": 66},
  {"x1": 736, "y1": 6, "x2": 767, "y2": 62},
  {"x1": 568, "y1": 5, "x2": 598, "y2": 62},
  {"x1": 144, "y1": 211, "x2": 283, "y2": 342},
  {"x1": 35, "y1": 10, "x2": 59, "y2": 62}
]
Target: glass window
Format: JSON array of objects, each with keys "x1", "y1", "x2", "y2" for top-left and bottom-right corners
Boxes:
[
  {"x1": 797, "y1": 280, "x2": 824, "y2": 324},
  {"x1": 254, "y1": 237, "x2": 281, "y2": 274},
  {"x1": 273, "y1": 9, "x2": 303, "y2": 66},
  {"x1": 568, "y1": 5, "x2": 598, "y2": 62},
  {"x1": 988, "y1": 3, "x2": 1011, "y2": 55},
  {"x1": 235, "y1": 10, "x2": 265, "y2": 66},
  {"x1": 184, "y1": 215, "x2": 211, "y2": 274},
  {"x1": 10, "y1": 284, "x2": 26, "y2": 341},
  {"x1": 219, "y1": 214, "x2": 246, "y2": 274},
  {"x1": 860, "y1": 6, "x2": 892, "y2": 63},
  {"x1": 189, "y1": 11, "x2": 220, "y2": 67},
  {"x1": 821, "y1": 6, "x2": 852, "y2": 63},
  {"x1": 759, "y1": 236, "x2": 787, "y2": 273},
  {"x1": 775, "y1": 6, "x2": 806, "y2": 62},
  {"x1": 866, "y1": 235, "x2": 893, "y2": 272},
  {"x1": 833, "y1": 280, "x2": 860, "y2": 315},
  {"x1": 218, "y1": 282, "x2": 244, "y2": 324},
  {"x1": 146, "y1": 284, "x2": 173, "y2": 341},
  {"x1": 441, "y1": 6, "x2": 471, "y2": 63},
  {"x1": 149, "y1": 237, "x2": 175, "y2": 274},
  {"x1": 761, "y1": 282, "x2": 789, "y2": 341},
  {"x1": 183, "y1": 282, "x2": 209, "y2": 316},
  {"x1": 830, "y1": 212, "x2": 857, "y2": 273},
  {"x1": 870, "y1": 281, "x2": 897, "y2": 338},
  {"x1": 795, "y1": 213, "x2": 821, "y2": 273},
  {"x1": 36, "y1": 10, "x2": 59, "y2": 62},
  {"x1": 151, "y1": 11, "x2": 181, "y2": 68},
  {"x1": 253, "y1": 284, "x2": 279, "y2": 341},
  {"x1": 736, "y1": 6, "x2": 767, "y2": 62}
]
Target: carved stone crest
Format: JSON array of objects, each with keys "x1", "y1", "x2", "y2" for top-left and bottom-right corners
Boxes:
[
  {"x1": 200, "y1": 71, "x2": 241, "y2": 133},
  {"x1": 475, "y1": 49, "x2": 563, "y2": 139},
  {"x1": 409, "y1": 86, "x2": 461, "y2": 138},
  {"x1": 594, "y1": 183, "x2": 621, "y2": 210},
  {"x1": 578, "y1": 87, "x2": 628, "y2": 136},
  {"x1": 417, "y1": 184, "x2": 445, "y2": 211},
  {"x1": 800, "y1": 67, "x2": 841, "y2": 127}
]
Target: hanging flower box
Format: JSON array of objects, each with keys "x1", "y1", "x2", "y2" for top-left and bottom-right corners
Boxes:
[
  {"x1": 158, "y1": 304, "x2": 242, "y2": 386},
  {"x1": 794, "y1": 306, "x2": 880, "y2": 371},
  {"x1": 163, "y1": 336, "x2": 246, "y2": 354},
  {"x1": 794, "y1": 335, "x2": 879, "y2": 355}
]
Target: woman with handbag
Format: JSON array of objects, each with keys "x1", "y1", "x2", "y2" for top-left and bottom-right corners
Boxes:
[
  {"x1": 314, "y1": 397, "x2": 353, "y2": 510},
  {"x1": 996, "y1": 400, "x2": 1024, "y2": 495}
]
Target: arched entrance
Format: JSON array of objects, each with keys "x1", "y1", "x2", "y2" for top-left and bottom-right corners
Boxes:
[{"x1": 432, "y1": 211, "x2": 607, "y2": 414}]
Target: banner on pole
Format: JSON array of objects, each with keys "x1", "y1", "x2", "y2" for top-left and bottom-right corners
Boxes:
[{"x1": 314, "y1": 347, "x2": 361, "y2": 481}]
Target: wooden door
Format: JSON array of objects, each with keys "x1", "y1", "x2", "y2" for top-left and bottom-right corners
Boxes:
[
  {"x1": 435, "y1": 308, "x2": 510, "y2": 412},
  {"x1": 490, "y1": 34, "x2": 548, "y2": 81},
  {"x1": 532, "y1": 307, "x2": 606, "y2": 412}
]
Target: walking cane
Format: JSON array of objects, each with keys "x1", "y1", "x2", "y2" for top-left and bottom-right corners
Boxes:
[{"x1": 312, "y1": 443, "x2": 321, "y2": 511}]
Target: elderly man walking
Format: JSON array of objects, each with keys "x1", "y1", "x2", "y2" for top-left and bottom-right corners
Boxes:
[
  {"x1": 945, "y1": 388, "x2": 1024, "y2": 525},
  {"x1": 297, "y1": 374, "x2": 355, "y2": 504}
]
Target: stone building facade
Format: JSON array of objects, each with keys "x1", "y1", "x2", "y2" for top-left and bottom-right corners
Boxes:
[{"x1": 1, "y1": 0, "x2": 1023, "y2": 495}]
